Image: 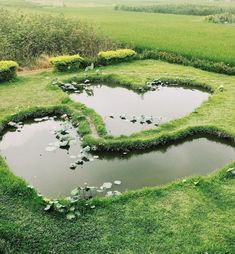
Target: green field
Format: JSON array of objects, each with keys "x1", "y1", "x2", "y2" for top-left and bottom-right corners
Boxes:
[{"x1": 1, "y1": 0, "x2": 235, "y2": 66}]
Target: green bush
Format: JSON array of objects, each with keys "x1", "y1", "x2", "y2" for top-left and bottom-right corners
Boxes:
[
  {"x1": 0, "y1": 9, "x2": 116, "y2": 67},
  {"x1": 98, "y1": 49, "x2": 137, "y2": 65},
  {"x1": 49, "y1": 55, "x2": 84, "y2": 72},
  {"x1": 0, "y1": 61, "x2": 18, "y2": 82}
]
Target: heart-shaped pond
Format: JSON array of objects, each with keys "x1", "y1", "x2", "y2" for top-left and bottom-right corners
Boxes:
[
  {"x1": 0, "y1": 119, "x2": 234, "y2": 198},
  {"x1": 70, "y1": 84, "x2": 209, "y2": 136}
]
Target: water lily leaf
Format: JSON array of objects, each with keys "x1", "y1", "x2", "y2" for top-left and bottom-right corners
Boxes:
[
  {"x1": 71, "y1": 188, "x2": 80, "y2": 196},
  {"x1": 113, "y1": 191, "x2": 122, "y2": 196},
  {"x1": 114, "y1": 180, "x2": 121, "y2": 185},
  {"x1": 60, "y1": 140, "x2": 70, "y2": 148},
  {"x1": 44, "y1": 204, "x2": 53, "y2": 212},
  {"x1": 34, "y1": 118, "x2": 43, "y2": 122},
  {"x1": 69, "y1": 206, "x2": 76, "y2": 212},
  {"x1": 74, "y1": 211, "x2": 81, "y2": 217},
  {"x1": 106, "y1": 191, "x2": 113, "y2": 196},
  {"x1": 82, "y1": 146, "x2": 91, "y2": 153},
  {"x1": 70, "y1": 163, "x2": 77, "y2": 170},
  {"x1": 76, "y1": 160, "x2": 84, "y2": 165},
  {"x1": 66, "y1": 213, "x2": 76, "y2": 220},
  {"x1": 81, "y1": 156, "x2": 90, "y2": 162},
  {"x1": 194, "y1": 181, "x2": 199, "y2": 186},
  {"x1": 227, "y1": 168, "x2": 235, "y2": 176},
  {"x1": 45, "y1": 146, "x2": 57, "y2": 152},
  {"x1": 101, "y1": 182, "x2": 112, "y2": 189}
]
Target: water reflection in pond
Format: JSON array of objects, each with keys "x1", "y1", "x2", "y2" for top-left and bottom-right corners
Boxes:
[
  {"x1": 70, "y1": 85, "x2": 209, "y2": 136},
  {"x1": 0, "y1": 120, "x2": 234, "y2": 198}
]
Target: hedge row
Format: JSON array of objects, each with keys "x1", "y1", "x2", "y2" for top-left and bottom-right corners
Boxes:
[
  {"x1": 50, "y1": 49, "x2": 137, "y2": 72},
  {"x1": 139, "y1": 50, "x2": 235, "y2": 75},
  {"x1": 0, "y1": 61, "x2": 18, "y2": 82},
  {"x1": 97, "y1": 49, "x2": 137, "y2": 65}
]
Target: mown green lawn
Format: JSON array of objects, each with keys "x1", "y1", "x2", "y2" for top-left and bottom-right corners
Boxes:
[{"x1": 0, "y1": 60, "x2": 234, "y2": 253}]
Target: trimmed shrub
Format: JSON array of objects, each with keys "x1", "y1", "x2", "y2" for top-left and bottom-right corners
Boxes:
[
  {"x1": 0, "y1": 61, "x2": 18, "y2": 82},
  {"x1": 98, "y1": 49, "x2": 137, "y2": 65},
  {"x1": 49, "y1": 55, "x2": 84, "y2": 72}
]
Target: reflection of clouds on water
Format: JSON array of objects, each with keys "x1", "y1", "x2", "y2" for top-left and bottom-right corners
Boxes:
[{"x1": 0, "y1": 120, "x2": 60, "y2": 149}]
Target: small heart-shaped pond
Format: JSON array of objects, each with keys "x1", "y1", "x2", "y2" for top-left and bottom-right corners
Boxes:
[
  {"x1": 0, "y1": 119, "x2": 234, "y2": 198},
  {"x1": 70, "y1": 84, "x2": 209, "y2": 136}
]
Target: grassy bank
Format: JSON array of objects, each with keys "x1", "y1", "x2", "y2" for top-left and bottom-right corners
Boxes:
[{"x1": 0, "y1": 59, "x2": 234, "y2": 252}]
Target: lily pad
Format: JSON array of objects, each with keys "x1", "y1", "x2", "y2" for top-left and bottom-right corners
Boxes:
[
  {"x1": 44, "y1": 204, "x2": 53, "y2": 211},
  {"x1": 45, "y1": 146, "x2": 57, "y2": 152},
  {"x1": 71, "y1": 188, "x2": 80, "y2": 196},
  {"x1": 66, "y1": 213, "x2": 76, "y2": 220},
  {"x1": 70, "y1": 163, "x2": 77, "y2": 170},
  {"x1": 101, "y1": 182, "x2": 112, "y2": 189},
  {"x1": 114, "y1": 180, "x2": 122, "y2": 185}
]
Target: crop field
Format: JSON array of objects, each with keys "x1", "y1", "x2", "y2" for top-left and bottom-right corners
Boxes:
[
  {"x1": 1, "y1": 0, "x2": 235, "y2": 66},
  {"x1": 0, "y1": 0, "x2": 235, "y2": 253}
]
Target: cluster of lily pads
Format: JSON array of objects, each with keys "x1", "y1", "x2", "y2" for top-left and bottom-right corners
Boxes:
[
  {"x1": 44, "y1": 117, "x2": 78, "y2": 153},
  {"x1": 8, "y1": 116, "x2": 57, "y2": 132},
  {"x1": 42, "y1": 116, "x2": 99, "y2": 169},
  {"x1": 8, "y1": 121, "x2": 24, "y2": 132},
  {"x1": 43, "y1": 180, "x2": 122, "y2": 220},
  {"x1": 108, "y1": 113, "x2": 162, "y2": 126},
  {"x1": 52, "y1": 79, "x2": 94, "y2": 96},
  {"x1": 69, "y1": 145, "x2": 99, "y2": 170},
  {"x1": 146, "y1": 79, "x2": 166, "y2": 91}
]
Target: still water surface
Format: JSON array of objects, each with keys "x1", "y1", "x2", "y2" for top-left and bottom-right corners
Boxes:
[
  {"x1": 0, "y1": 120, "x2": 234, "y2": 198},
  {"x1": 70, "y1": 85, "x2": 209, "y2": 136}
]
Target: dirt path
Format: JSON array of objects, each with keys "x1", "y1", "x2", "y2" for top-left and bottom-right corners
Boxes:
[{"x1": 86, "y1": 116, "x2": 99, "y2": 138}]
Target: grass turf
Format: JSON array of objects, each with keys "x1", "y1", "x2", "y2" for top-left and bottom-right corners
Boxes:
[{"x1": 0, "y1": 60, "x2": 234, "y2": 253}]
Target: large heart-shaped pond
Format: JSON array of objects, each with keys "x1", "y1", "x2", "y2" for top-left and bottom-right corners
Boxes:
[
  {"x1": 0, "y1": 120, "x2": 234, "y2": 198},
  {"x1": 70, "y1": 84, "x2": 209, "y2": 136}
]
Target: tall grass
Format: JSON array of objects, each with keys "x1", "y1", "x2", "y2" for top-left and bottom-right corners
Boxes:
[{"x1": 0, "y1": 9, "x2": 116, "y2": 66}]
